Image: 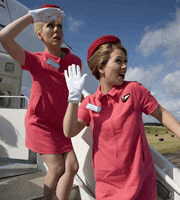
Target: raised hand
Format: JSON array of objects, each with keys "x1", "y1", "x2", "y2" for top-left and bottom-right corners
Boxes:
[
  {"x1": 64, "y1": 64, "x2": 87, "y2": 103},
  {"x1": 28, "y1": 7, "x2": 64, "y2": 23}
]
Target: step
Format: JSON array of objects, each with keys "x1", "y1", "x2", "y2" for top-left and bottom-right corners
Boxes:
[
  {"x1": 29, "y1": 184, "x2": 80, "y2": 200},
  {"x1": 0, "y1": 163, "x2": 38, "y2": 179},
  {"x1": 0, "y1": 172, "x2": 44, "y2": 200},
  {"x1": 0, "y1": 171, "x2": 82, "y2": 200}
]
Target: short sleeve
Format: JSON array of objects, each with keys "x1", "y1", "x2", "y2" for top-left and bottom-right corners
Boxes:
[
  {"x1": 21, "y1": 50, "x2": 40, "y2": 72},
  {"x1": 78, "y1": 97, "x2": 91, "y2": 125},
  {"x1": 137, "y1": 83, "x2": 159, "y2": 115},
  {"x1": 70, "y1": 54, "x2": 82, "y2": 70}
]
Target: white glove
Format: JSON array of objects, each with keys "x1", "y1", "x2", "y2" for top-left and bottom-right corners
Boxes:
[
  {"x1": 64, "y1": 64, "x2": 87, "y2": 104},
  {"x1": 28, "y1": 7, "x2": 64, "y2": 23}
]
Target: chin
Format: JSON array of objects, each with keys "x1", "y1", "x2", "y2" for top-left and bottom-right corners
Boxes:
[{"x1": 118, "y1": 80, "x2": 124, "y2": 86}]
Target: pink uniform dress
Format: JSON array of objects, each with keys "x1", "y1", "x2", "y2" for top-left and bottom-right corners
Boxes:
[
  {"x1": 78, "y1": 81, "x2": 158, "y2": 200},
  {"x1": 21, "y1": 48, "x2": 82, "y2": 154}
]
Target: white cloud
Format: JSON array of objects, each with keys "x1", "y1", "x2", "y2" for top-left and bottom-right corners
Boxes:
[
  {"x1": 143, "y1": 96, "x2": 180, "y2": 122},
  {"x1": 159, "y1": 98, "x2": 180, "y2": 122},
  {"x1": 161, "y1": 70, "x2": 180, "y2": 98},
  {"x1": 134, "y1": 8, "x2": 180, "y2": 122},
  {"x1": 159, "y1": 98, "x2": 180, "y2": 111},
  {"x1": 67, "y1": 16, "x2": 85, "y2": 33},
  {"x1": 136, "y1": 8, "x2": 180, "y2": 66},
  {"x1": 125, "y1": 64, "x2": 163, "y2": 91}
]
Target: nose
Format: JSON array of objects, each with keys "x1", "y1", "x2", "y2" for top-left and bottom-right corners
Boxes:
[
  {"x1": 54, "y1": 26, "x2": 58, "y2": 32},
  {"x1": 122, "y1": 63, "x2": 127, "y2": 69}
]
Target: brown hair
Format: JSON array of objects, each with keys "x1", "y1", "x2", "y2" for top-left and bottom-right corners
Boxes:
[{"x1": 87, "y1": 42, "x2": 127, "y2": 80}]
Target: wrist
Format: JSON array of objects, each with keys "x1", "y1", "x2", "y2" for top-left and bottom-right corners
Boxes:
[
  {"x1": 68, "y1": 99, "x2": 79, "y2": 104},
  {"x1": 68, "y1": 91, "x2": 81, "y2": 103},
  {"x1": 27, "y1": 13, "x2": 34, "y2": 24}
]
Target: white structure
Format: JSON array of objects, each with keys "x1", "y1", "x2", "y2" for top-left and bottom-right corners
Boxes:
[{"x1": 0, "y1": 0, "x2": 180, "y2": 199}]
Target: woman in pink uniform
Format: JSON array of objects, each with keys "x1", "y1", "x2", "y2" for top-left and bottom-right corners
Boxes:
[
  {"x1": 63, "y1": 35, "x2": 180, "y2": 200},
  {"x1": 0, "y1": 4, "x2": 80, "y2": 200}
]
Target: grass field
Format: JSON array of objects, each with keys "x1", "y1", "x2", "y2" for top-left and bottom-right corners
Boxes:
[{"x1": 144, "y1": 126, "x2": 180, "y2": 154}]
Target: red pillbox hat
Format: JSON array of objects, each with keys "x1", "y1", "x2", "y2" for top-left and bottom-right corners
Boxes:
[
  {"x1": 40, "y1": 4, "x2": 61, "y2": 10},
  {"x1": 87, "y1": 35, "x2": 121, "y2": 61}
]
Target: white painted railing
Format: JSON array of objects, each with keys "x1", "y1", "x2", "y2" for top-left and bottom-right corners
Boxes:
[
  {"x1": 155, "y1": 164, "x2": 180, "y2": 195},
  {"x1": 150, "y1": 145, "x2": 180, "y2": 198},
  {"x1": 0, "y1": 95, "x2": 29, "y2": 105}
]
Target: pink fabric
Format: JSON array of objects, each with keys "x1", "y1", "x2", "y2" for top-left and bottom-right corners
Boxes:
[
  {"x1": 78, "y1": 81, "x2": 158, "y2": 200},
  {"x1": 21, "y1": 48, "x2": 82, "y2": 154}
]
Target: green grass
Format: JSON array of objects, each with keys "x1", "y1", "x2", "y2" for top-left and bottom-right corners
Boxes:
[{"x1": 144, "y1": 126, "x2": 180, "y2": 154}]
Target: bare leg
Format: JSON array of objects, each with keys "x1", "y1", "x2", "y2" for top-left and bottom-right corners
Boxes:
[
  {"x1": 55, "y1": 150, "x2": 79, "y2": 200},
  {"x1": 41, "y1": 154, "x2": 65, "y2": 200}
]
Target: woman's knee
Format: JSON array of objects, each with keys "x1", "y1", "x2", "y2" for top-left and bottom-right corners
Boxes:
[
  {"x1": 69, "y1": 159, "x2": 79, "y2": 175},
  {"x1": 48, "y1": 163, "x2": 65, "y2": 177},
  {"x1": 41, "y1": 154, "x2": 65, "y2": 177}
]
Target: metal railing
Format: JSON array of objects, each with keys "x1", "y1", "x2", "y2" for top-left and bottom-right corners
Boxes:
[
  {"x1": 149, "y1": 144, "x2": 180, "y2": 196},
  {"x1": 0, "y1": 95, "x2": 29, "y2": 108}
]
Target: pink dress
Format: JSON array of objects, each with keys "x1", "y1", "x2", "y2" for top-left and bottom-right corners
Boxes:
[
  {"x1": 78, "y1": 81, "x2": 158, "y2": 200},
  {"x1": 21, "y1": 48, "x2": 82, "y2": 154}
]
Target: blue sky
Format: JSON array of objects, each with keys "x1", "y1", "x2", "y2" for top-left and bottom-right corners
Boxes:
[{"x1": 16, "y1": 0, "x2": 180, "y2": 122}]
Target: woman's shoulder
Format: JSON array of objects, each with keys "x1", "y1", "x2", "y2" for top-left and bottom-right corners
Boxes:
[
  {"x1": 122, "y1": 81, "x2": 149, "y2": 96},
  {"x1": 61, "y1": 47, "x2": 82, "y2": 66},
  {"x1": 81, "y1": 92, "x2": 97, "y2": 106},
  {"x1": 24, "y1": 50, "x2": 44, "y2": 58},
  {"x1": 124, "y1": 80, "x2": 141, "y2": 86},
  {"x1": 123, "y1": 81, "x2": 143, "y2": 90},
  {"x1": 61, "y1": 48, "x2": 80, "y2": 59}
]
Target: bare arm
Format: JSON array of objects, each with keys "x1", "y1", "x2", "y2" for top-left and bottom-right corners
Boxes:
[
  {"x1": 0, "y1": 13, "x2": 33, "y2": 66},
  {"x1": 63, "y1": 103, "x2": 87, "y2": 138},
  {"x1": 151, "y1": 104, "x2": 180, "y2": 138}
]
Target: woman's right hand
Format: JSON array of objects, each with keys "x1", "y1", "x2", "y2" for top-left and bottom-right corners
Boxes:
[{"x1": 28, "y1": 7, "x2": 64, "y2": 23}]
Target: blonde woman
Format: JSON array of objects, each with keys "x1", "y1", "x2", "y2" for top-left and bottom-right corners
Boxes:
[{"x1": 0, "y1": 4, "x2": 80, "y2": 200}]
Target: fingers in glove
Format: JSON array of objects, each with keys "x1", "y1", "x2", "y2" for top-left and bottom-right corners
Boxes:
[
  {"x1": 76, "y1": 65, "x2": 81, "y2": 78},
  {"x1": 64, "y1": 69, "x2": 69, "y2": 81},
  {"x1": 72, "y1": 64, "x2": 77, "y2": 77},
  {"x1": 68, "y1": 64, "x2": 73, "y2": 78}
]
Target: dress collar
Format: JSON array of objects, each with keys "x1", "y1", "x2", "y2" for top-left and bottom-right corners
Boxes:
[
  {"x1": 96, "y1": 83, "x2": 125, "y2": 100},
  {"x1": 44, "y1": 48, "x2": 70, "y2": 63}
]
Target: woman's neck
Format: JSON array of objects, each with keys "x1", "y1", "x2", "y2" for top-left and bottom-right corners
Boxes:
[
  {"x1": 45, "y1": 46, "x2": 66, "y2": 58},
  {"x1": 100, "y1": 80, "x2": 113, "y2": 94}
]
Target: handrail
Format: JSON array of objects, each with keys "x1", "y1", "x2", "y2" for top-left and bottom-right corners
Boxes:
[
  {"x1": 0, "y1": 24, "x2": 5, "y2": 28},
  {"x1": 0, "y1": 95, "x2": 29, "y2": 104},
  {"x1": 149, "y1": 145, "x2": 180, "y2": 195},
  {"x1": 155, "y1": 164, "x2": 180, "y2": 195},
  {"x1": 82, "y1": 89, "x2": 90, "y2": 97},
  {"x1": 0, "y1": 5, "x2": 5, "y2": 8}
]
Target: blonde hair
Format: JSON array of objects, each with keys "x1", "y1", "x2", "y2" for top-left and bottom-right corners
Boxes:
[
  {"x1": 34, "y1": 22, "x2": 43, "y2": 36},
  {"x1": 87, "y1": 43, "x2": 127, "y2": 80}
]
